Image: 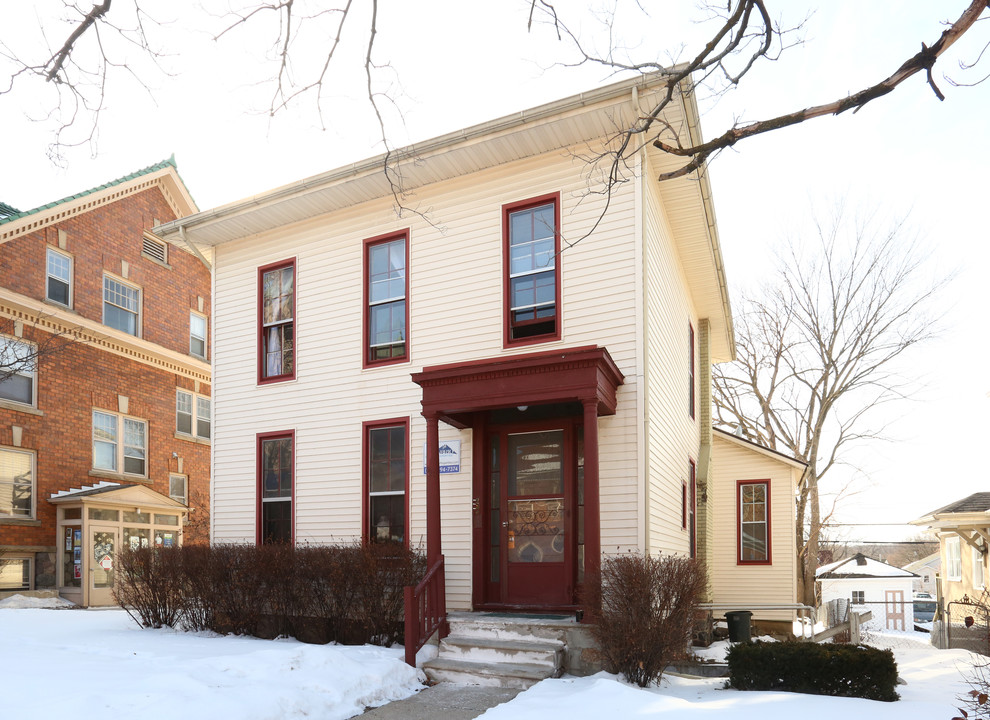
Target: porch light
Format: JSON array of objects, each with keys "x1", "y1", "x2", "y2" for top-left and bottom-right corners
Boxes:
[{"x1": 517, "y1": 405, "x2": 528, "y2": 412}]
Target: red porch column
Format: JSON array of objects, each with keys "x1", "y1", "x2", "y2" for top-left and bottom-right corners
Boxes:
[
  {"x1": 582, "y1": 398, "x2": 601, "y2": 581},
  {"x1": 425, "y1": 411, "x2": 442, "y2": 565}
]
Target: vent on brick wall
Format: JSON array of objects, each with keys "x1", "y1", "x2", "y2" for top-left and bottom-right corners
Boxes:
[{"x1": 142, "y1": 235, "x2": 168, "y2": 264}]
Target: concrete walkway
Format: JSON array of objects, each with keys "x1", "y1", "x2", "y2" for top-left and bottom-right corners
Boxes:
[{"x1": 362, "y1": 684, "x2": 521, "y2": 719}]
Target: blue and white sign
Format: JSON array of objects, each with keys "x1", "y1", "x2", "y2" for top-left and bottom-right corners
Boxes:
[{"x1": 423, "y1": 439, "x2": 461, "y2": 474}]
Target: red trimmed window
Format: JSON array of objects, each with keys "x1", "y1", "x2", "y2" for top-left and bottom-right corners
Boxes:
[
  {"x1": 738, "y1": 480, "x2": 771, "y2": 564},
  {"x1": 259, "y1": 259, "x2": 295, "y2": 383},
  {"x1": 688, "y1": 459, "x2": 697, "y2": 558},
  {"x1": 258, "y1": 431, "x2": 294, "y2": 544},
  {"x1": 363, "y1": 419, "x2": 408, "y2": 544},
  {"x1": 503, "y1": 194, "x2": 561, "y2": 345},
  {"x1": 689, "y1": 323, "x2": 696, "y2": 419},
  {"x1": 364, "y1": 232, "x2": 408, "y2": 366}
]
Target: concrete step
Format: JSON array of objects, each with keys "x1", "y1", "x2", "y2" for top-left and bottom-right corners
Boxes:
[
  {"x1": 422, "y1": 656, "x2": 561, "y2": 689},
  {"x1": 439, "y1": 634, "x2": 564, "y2": 667},
  {"x1": 445, "y1": 612, "x2": 578, "y2": 644}
]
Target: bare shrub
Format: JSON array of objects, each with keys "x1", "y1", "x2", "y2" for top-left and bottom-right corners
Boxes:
[
  {"x1": 586, "y1": 553, "x2": 707, "y2": 687},
  {"x1": 114, "y1": 546, "x2": 187, "y2": 628}
]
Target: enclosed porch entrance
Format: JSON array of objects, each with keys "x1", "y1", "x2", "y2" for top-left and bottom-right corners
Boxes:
[{"x1": 412, "y1": 345, "x2": 622, "y2": 612}]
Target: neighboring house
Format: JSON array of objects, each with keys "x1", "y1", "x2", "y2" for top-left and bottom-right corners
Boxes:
[
  {"x1": 0, "y1": 158, "x2": 211, "y2": 606},
  {"x1": 710, "y1": 427, "x2": 805, "y2": 627},
  {"x1": 155, "y1": 76, "x2": 799, "y2": 643},
  {"x1": 912, "y1": 493, "x2": 990, "y2": 608},
  {"x1": 904, "y1": 552, "x2": 940, "y2": 597},
  {"x1": 816, "y1": 553, "x2": 917, "y2": 631}
]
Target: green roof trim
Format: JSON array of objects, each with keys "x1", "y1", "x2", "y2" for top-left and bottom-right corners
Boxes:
[
  {"x1": 0, "y1": 155, "x2": 181, "y2": 227},
  {"x1": 0, "y1": 201, "x2": 21, "y2": 219}
]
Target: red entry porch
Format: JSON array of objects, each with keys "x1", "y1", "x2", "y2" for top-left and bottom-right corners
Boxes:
[{"x1": 412, "y1": 345, "x2": 624, "y2": 612}]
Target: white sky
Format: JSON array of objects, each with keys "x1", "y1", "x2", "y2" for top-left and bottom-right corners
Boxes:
[{"x1": 2, "y1": 1, "x2": 987, "y2": 543}]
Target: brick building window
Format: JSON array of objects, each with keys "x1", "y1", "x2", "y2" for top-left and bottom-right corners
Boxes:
[
  {"x1": 0, "y1": 337, "x2": 36, "y2": 407},
  {"x1": 93, "y1": 410, "x2": 147, "y2": 477},
  {"x1": 46, "y1": 247, "x2": 72, "y2": 307},
  {"x1": 0, "y1": 556, "x2": 32, "y2": 590},
  {"x1": 190, "y1": 312, "x2": 208, "y2": 359},
  {"x1": 176, "y1": 390, "x2": 210, "y2": 440},
  {"x1": 258, "y1": 431, "x2": 293, "y2": 544},
  {"x1": 0, "y1": 447, "x2": 35, "y2": 519},
  {"x1": 169, "y1": 474, "x2": 188, "y2": 505},
  {"x1": 103, "y1": 275, "x2": 141, "y2": 336}
]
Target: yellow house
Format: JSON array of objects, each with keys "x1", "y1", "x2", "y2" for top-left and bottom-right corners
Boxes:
[
  {"x1": 155, "y1": 74, "x2": 801, "y2": 678},
  {"x1": 913, "y1": 493, "x2": 990, "y2": 608}
]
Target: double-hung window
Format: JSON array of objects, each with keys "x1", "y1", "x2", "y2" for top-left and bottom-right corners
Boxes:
[
  {"x1": 0, "y1": 337, "x2": 36, "y2": 407},
  {"x1": 103, "y1": 275, "x2": 141, "y2": 336},
  {"x1": 259, "y1": 260, "x2": 295, "y2": 382},
  {"x1": 364, "y1": 420, "x2": 408, "y2": 544},
  {"x1": 973, "y1": 546, "x2": 985, "y2": 589},
  {"x1": 0, "y1": 447, "x2": 35, "y2": 520},
  {"x1": 176, "y1": 390, "x2": 210, "y2": 440},
  {"x1": 947, "y1": 536, "x2": 962, "y2": 580},
  {"x1": 169, "y1": 474, "x2": 188, "y2": 505},
  {"x1": 738, "y1": 480, "x2": 771, "y2": 564},
  {"x1": 258, "y1": 432, "x2": 293, "y2": 544},
  {"x1": 93, "y1": 410, "x2": 147, "y2": 477},
  {"x1": 46, "y1": 247, "x2": 72, "y2": 307},
  {"x1": 365, "y1": 233, "x2": 408, "y2": 365},
  {"x1": 190, "y1": 312, "x2": 208, "y2": 359},
  {"x1": 504, "y1": 194, "x2": 561, "y2": 345}
]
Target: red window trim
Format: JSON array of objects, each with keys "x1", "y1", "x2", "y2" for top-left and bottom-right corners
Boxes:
[
  {"x1": 688, "y1": 322, "x2": 696, "y2": 419},
  {"x1": 737, "y1": 479, "x2": 772, "y2": 566},
  {"x1": 362, "y1": 230, "x2": 410, "y2": 369},
  {"x1": 257, "y1": 257, "x2": 297, "y2": 385},
  {"x1": 361, "y1": 417, "x2": 410, "y2": 547},
  {"x1": 502, "y1": 192, "x2": 562, "y2": 348},
  {"x1": 256, "y1": 429, "x2": 295, "y2": 545}
]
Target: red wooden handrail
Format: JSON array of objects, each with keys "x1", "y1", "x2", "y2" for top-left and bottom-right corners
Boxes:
[{"x1": 404, "y1": 554, "x2": 448, "y2": 666}]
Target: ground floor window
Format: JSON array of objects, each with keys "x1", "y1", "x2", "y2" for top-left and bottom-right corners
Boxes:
[
  {"x1": 0, "y1": 555, "x2": 31, "y2": 590},
  {"x1": 737, "y1": 480, "x2": 770, "y2": 564},
  {"x1": 851, "y1": 590, "x2": 865, "y2": 604},
  {"x1": 364, "y1": 420, "x2": 408, "y2": 544},
  {"x1": 258, "y1": 431, "x2": 294, "y2": 544}
]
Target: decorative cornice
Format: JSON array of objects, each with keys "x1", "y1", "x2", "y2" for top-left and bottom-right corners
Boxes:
[{"x1": 0, "y1": 288, "x2": 210, "y2": 383}]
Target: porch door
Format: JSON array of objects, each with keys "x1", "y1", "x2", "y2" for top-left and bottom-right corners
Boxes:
[
  {"x1": 885, "y1": 589, "x2": 905, "y2": 630},
  {"x1": 489, "y1": 427, "x2": 573, "y2": 607},
  {"x1": 90, "y1": 526, "x2": 118, "y2": 606}
]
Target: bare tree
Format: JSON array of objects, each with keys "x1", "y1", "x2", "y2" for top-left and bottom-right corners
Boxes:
[
  {"x1": 712, "y1": 208, "x2": 946, "y2": 606},
  {"x1": 2, "y1": 1, "x2": 987, "y2": 177},
  {"x1": 0, "y1": 317, "x2": 79, "y2": 396}
]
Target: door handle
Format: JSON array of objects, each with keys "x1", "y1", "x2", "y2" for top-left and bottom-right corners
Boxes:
[{"x1": 502, "y1": 521, "x2": 509, "y2": 528}]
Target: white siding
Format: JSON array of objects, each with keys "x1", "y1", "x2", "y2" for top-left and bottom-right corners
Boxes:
[
  {"x1": 212, "y1": 148, "x2": 645, "y2": 609},
  {"x1": 818, "y1": 576, "x2": 915, "y2": 631},
  {"x1": 709, "y1": 435, "x2": 799, "y2": 621}
]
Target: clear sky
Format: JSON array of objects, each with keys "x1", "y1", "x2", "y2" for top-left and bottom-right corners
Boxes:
[{"x1": 2, "y1": 1, "x2": 987, "y2": 543}]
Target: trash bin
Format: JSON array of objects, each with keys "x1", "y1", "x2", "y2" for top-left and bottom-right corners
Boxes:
[{"x1": 725, "y1": 610, "x2": 753, "y2": 642}]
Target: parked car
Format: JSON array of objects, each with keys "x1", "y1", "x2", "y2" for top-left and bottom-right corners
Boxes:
[{"x1": 914, "y1": 596, "x2": 937, "y2": 623}]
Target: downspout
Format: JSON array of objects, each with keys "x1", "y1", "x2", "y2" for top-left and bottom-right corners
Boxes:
[{"x1": 696, "y1": 319, "x2": 714, "y2": 599}]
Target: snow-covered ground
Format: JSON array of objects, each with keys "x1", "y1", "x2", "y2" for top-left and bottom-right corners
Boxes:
[{"x1": 0, "y1": 595, "x2": 983, "y2": 720}]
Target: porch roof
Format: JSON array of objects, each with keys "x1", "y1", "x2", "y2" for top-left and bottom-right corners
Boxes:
[{"x1": 411, "y1": 345, "x2": 624, "y2": 429}]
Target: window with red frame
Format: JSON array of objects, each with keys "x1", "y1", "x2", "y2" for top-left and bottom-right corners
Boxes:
[
  {"x1": 504, "y1": 195, "x2": 560, "y2": 344},
  {"x1": 689, "y1": 323, "x2": 696, "y2": 419},
  {"x1": 366, "y1": 423, "x2": 407, "y2": 544},
  {"x1": 688, "y1": 460, "x2": 697, "y2": 558},
  {"x1": 259, "y1": 433, "x2": 293, "y2": 544},
  {"x1": 365, "y1": 233, "x2": 407, "y2": 364},
  {"x1": 738, "y1": 480, "x2": 770, "y2": 563},
  {"x1": 259, "y1": 260, "x2": 295, "y2": 382}
]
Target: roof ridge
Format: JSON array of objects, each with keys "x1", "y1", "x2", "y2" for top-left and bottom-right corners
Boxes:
[{"x1": 0, "y1": 155, "x2": 177, "y2": 227}]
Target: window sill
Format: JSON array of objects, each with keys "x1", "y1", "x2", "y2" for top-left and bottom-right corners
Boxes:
[
  {"x1": 141, "y1": 252, "x2": 172, "y2": 270},
  {"x1": 41, "y1": 298, "x2": 76, "y2": 313},
  {"x1": 174, "y1": 432, "x2": 211, "y2": 446},
  {"x1": 87, "y1": 470, "x2": 151, "y2": 484},
  {"x1": 0, "y1": 518, "x2": 41, "y2": 527},
  {"x1": 0, "y1": 399, "x2": 43, "y2": 416}
]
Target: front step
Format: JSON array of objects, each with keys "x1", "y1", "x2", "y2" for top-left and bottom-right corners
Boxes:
[{"x1": 422, "y1": 614, "x2": 572, "y2": 688}]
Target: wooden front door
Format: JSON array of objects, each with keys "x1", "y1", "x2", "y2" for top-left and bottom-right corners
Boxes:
[{"x1": 483, "y1": 422, "x2": 578, "y2": 608}]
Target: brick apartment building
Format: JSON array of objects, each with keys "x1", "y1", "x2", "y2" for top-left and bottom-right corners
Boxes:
[{"x1": 0, "y1": 158, "x2": 211, "y2": 605}]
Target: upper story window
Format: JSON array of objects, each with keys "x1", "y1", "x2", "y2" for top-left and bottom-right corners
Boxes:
[
  {"x1": 0, "y1": 447, "x2": 35, "y2": 520},
  {"x1": 503, "y1": 194, "x2": 561, "y2": 346},
  {"x1": 259, "y1": 260, "x2": 295, "y2": 383},
  {"x1": 92, "y1": 410, "x2": 147, "y2": 477},
  {"x1": 46, "y1": 247, "x2": 72, "y2": 307},
  {"x1": 258, "y1": 432, "x2": 293, "y2": 544},
  {"x1": 365, "y1": 233, "x2": 408, "y2": 366},
  {"x1": 176, "y1": 390, "x2": 210, "y2": 440},
  {"x1": 738, "y1": 480, "x2": 771, "y2": 564},
  {"x1": 0, "y1": 337, "x2": 36, "y2": 408},
  {"x1": 689, "y1": 323, "x2": 696, "y2": 419},
  {"x1": 103, "y1": 275, "x2": 141, "y2": 337},
  {"x1": 190, "y1": 312, "x2": 208, "y2": 359},
  {"x1": 365, "y1": 420, "x2": 408, "y2": 544}
]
